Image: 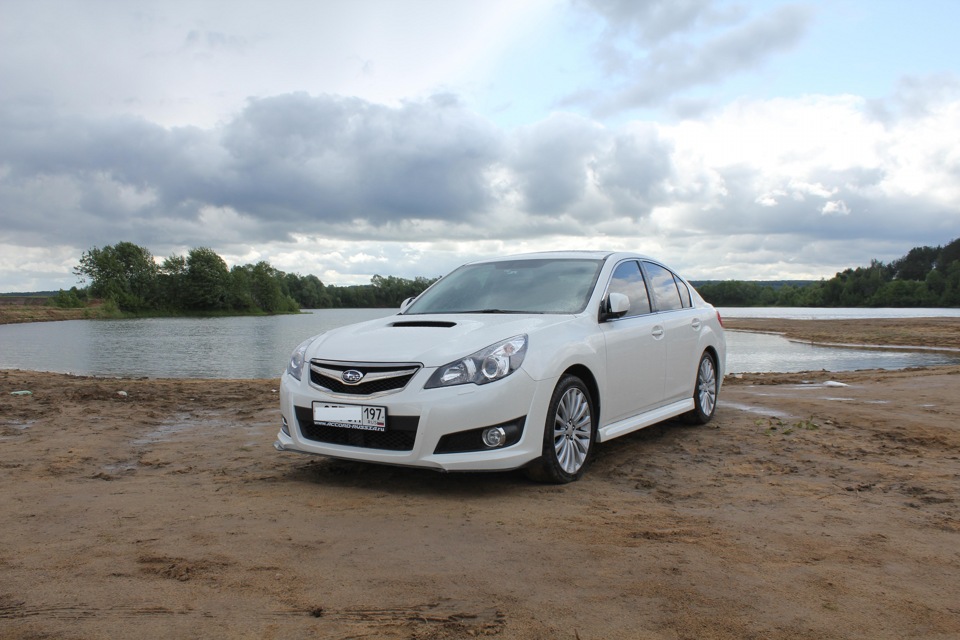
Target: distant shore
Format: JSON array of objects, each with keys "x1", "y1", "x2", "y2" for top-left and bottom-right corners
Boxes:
[
  {"x1": 0, "y1": 305, "x2": 105, "y2": 324},
  {"x1": 0, "y1": 304, "x2": 301, "y2": 325},
  {"x1": 723, "y1": 316, "x2": 960, "y2": 351}
]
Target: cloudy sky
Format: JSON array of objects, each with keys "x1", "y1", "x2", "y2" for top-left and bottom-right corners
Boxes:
[{"x1": 2, "y1": 0, "x2": 959, "y2": 291}]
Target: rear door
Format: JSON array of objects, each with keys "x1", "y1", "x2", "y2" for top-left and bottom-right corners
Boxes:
[{"x1": 642, "y1": 261, "x2": 702, "y2": 403}]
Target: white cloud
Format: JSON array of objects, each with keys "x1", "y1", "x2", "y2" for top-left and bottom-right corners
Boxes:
[
  {"x1": 3, "y1": 87, "x2": 960, "y2": 288},
  {"x1": 821, "y1": 200, "x2": 851, "y2": 216},
  {"x1": 569, "y1": 1, "x2": 814, "y2": 115}
]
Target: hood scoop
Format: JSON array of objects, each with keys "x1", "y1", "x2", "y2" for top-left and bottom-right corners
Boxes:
[{"x1": 391, "y1": 320, "x2": 457, "y2": 328}]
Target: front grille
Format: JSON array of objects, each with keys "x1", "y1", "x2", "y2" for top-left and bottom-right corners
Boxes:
[
  {"x1": 309, "y1": 360, "x2": 420, "y2": 396},
  {"x1": 295, "y1": 406, "x2": 419, "y2": 451}
]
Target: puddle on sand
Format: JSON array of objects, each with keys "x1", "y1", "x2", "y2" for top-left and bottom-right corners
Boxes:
[
  {"x1": 131, "y1": 411, "x2": 229, "y2": 447},
  {"x1": 131, "y1": 419, "x2": 195, "y2": 447},
  {"x1": 0, "y1": 420, "x2": 35, "y2": 439},
  {"x1": 721, "y1": 401, "x2": 798, "y2": 420},
  {"x1": 817, "y1": 397, "x2": 895, "y2": 404},
  {"x1": 100, "y1": 461, "x2": 140, "y2": 475},
  {"x1": 2, "y1": 420, "x2": 34, "y2": 429}
]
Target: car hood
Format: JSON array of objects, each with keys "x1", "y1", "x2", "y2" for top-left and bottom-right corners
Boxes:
[{"x1": 304, "y1": 313, "x2": 575, "y2": 366}]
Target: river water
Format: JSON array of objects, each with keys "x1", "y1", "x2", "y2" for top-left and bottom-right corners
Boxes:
[{"x1": 0, "y1": 308, "x2": 958, "y2": 378}]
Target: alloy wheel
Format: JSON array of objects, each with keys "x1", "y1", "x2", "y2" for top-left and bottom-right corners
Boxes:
[
  {"x1": 553, "y1": 386, "x2": 593, "y2": 474},
  {"x1": 697, "y1": 355, "x2": 717, "y2": 417}
]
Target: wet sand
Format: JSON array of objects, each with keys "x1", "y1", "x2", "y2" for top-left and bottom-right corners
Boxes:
[{"x1": 1, "y1": 317, "x2": 959, "y2": 639}]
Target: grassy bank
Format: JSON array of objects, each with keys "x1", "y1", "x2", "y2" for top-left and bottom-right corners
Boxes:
[
  {"x1": 0, "y1": 305, "x2": 118, "y2": 324},
  {"x1": 0, "y1": 304, "x2": 301, "y2": 325}
]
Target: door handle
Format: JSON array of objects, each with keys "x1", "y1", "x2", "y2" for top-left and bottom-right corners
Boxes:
[
  {"x1": 691, "y1": 318, "x2": 702, "y2": 331},
  {"x1": 652, "y1": 326, "x2": 664, "y2": 339}
]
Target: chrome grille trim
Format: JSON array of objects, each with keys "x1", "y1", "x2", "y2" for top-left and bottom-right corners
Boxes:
[
  {"x1": 312, "y1": 365, "x2": 419, "y2": 385},
  {"x1": 308, "y1": 360, "x2": 422, "y2": 397}
]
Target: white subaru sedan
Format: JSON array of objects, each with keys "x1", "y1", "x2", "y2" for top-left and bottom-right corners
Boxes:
[{"x1": 277, "y1": 251, "x2": 725, "y2": 483}]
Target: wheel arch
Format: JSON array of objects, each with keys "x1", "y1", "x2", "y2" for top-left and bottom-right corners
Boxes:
[
  {"x1": 561, "y1": 363, "x2": 601, "y2": 423},
  {"x1": 700, "y1": 343, "x2": 723, "y2": 388}
]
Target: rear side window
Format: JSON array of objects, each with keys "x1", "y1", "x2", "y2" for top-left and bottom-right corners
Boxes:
[
  {"x1": 642, "y1": 262, "x2": 683, "y2": 311},
  {"x1": 676, "y1": 277, "x2": 692, "y2": 308},
  {"x1": 607, "y1": 260, "x2": 651, "y2": 317}
]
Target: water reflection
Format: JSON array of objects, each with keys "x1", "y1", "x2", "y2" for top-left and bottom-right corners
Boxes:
[
  {"x1": 0, "y1": 309, "x2": 395, "y2": 379},
  {"x1": 1, "y1": 308, "x2": 958, "y2": 378}
]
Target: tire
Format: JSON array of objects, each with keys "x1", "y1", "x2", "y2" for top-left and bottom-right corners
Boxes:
[
  {"x1": 525, "y1": 375, "x2": 596, "y2": 484},
  {"x1": 686, "y1": 351, "x2": 718, "y2": 425}
]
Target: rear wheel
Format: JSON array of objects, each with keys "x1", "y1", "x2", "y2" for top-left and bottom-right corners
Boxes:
[
  {"x1": 525, "y1": 375, "x2": 596, "y2": 484},
  {"x1": 687, "y1": 352, "x2": 718, "y2": 425}
]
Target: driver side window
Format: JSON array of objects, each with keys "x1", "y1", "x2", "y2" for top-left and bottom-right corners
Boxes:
[{"x1": 608, "y1": 260, "x2": 651, "y2": 317}]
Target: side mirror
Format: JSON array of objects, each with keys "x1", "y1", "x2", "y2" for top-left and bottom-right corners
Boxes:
[
  {"x1": 399, "y1": 297, "x2": 415, "y2": 313},
  {"x1": 601, "y1": 292, "x2": 630, "y2": 321}
]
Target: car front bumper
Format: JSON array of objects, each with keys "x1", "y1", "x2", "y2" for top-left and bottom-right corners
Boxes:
[{"x1": 277, "y1": 367, "x2": 555, "y2": 472}]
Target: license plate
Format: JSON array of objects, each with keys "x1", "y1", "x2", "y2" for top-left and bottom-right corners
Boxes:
[{"x1": 312, "y1": 403, "x2": 387, "y2": 432}]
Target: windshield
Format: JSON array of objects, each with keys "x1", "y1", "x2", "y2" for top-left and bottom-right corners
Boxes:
[{"x1": 405, "y1": 258, "x2": 604, "y2": 314}]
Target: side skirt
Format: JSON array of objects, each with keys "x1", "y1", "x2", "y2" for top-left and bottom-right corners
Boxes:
[{"x1": 597, "y1": 399, "x2": 695, "y2": 443}]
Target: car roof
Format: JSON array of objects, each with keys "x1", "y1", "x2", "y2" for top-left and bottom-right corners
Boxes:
[{"x1": 464, "y1": 250, "x2": 655, "y2": 265}]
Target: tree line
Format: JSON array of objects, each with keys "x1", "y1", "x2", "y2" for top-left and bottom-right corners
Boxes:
[
  {"x1": 696, "y1": 238, "x2": 960, "y2": 307},
  {"x1": 63, "y1": 241, "x2": 438, "y2": 314},
  {"x1": 58, "y1": 237, "x2": 960, "y2": 314}
]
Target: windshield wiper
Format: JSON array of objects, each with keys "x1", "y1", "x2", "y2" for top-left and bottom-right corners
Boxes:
[{"x1": 461, "y1": 308, "x2": 527, "y2": 314}]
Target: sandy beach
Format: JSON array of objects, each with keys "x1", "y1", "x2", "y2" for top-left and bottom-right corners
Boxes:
[{"x1": 2, "y1": 317, "x2": 959, "y2": 639}]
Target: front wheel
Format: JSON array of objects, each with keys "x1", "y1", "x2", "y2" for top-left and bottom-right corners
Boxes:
[
  {"x1": 525, "y1": 375, "x2": 596, "y2": 484},
  {"x1": 686, "y1": 352, "x2": 718, "y2": 425}
]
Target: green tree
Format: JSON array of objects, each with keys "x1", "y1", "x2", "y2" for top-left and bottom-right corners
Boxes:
[
  {"x1": 227, "y1": 265, "x2": 257, "y2": 311},
  {"x1": 184, "y1": 247, "x2": 231, "y2": 310},
  {"x1": 73, "y1": 241, "x2": 158, "y2": 311},
  {"x1": 870, "y1": 280, "x2": 934, "y2": 307},
  {"x1": 797, "y1": 281, "x2": 826, "y2": 306},
  {"x1": 940, "y1": 261, "x2": 960, "y2": 306},
  {"x1": 291, "y1": 274, "x2": 330, "y2": 308},
  {"x1": 774, "y1": 284, "x2": 800, "y2": 306},
  {"x1": 938, "y1": 237, "x2": 960, "y2": 268},
  {"x1": 52, "y1": 287, "x2": 85, "y2": 308},
  {"x1": 892, "y1": 245, "x2": 940, "y2": 281},
  {"x1": 158, "y1": 254, "x2": 187, "y2": 310},
  {"x1": 250, "y1": 261, "x2": 287, "y2": 312},
  {"x1": 925, "y1": 269, "x2": 946, "y2": 299}
]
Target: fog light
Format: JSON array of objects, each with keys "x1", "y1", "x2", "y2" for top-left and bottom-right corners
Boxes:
[
  {"x1": 481, "y1": 426, "x2": 507, "y2": 448},
  {"x1": 281, "y1": 415, "x2": 290, "y2": 436}
]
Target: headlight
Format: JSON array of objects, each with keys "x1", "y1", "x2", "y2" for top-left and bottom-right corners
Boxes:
[
  {"x1": 425, "y1": 335, "x2": 527, "y2": 389},
  {"x1": 286, "y1": 335, "x2": 320, "y2": 381}
]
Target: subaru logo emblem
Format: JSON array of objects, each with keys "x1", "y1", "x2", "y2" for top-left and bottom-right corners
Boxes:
[{"x1": 341, "y1": 369, "x2": 364, "y2": 384}]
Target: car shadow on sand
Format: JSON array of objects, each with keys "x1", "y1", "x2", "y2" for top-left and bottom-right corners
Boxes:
[{"x1": 279, "y1": 417, "x2": 696, "y2": 496}]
